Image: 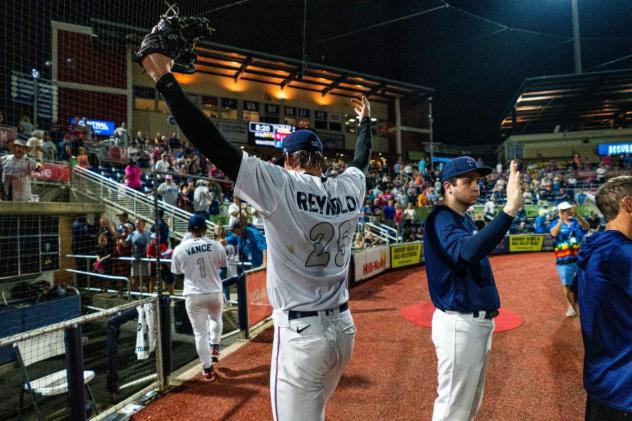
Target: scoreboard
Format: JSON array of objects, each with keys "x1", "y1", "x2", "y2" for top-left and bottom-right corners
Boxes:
[{"x1": 247, "y1": 122, "x2": 295, "y2": 148}]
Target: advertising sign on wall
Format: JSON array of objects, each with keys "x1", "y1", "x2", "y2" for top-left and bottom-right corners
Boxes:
[
  {"x1": 508, "y1": 235, "x2": 545, "y2": 252},
  {"x1": 390, "y1": 242, "x2": 423, "y2": 268},
  {"x1": 352, "y1": 245, "x2": 390, "y2": 282},
  {"x1": 246, "y1": 269, "x2": 273, "y2": 329}
]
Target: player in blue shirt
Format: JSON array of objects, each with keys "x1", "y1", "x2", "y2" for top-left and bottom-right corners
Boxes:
[
  {"x1": 424, "y1": 157, "x2": 522, "y2": 421},
  {"x1": 572, "y1": 176, "x2": 632, "y2": 419}
]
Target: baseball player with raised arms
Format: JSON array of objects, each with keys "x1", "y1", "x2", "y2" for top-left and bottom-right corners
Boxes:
[
  {"x1": 424, "y1": 157, "x2": 523, "y2": 421},
  {"x1": 139, "y1": 32, "x2": 372, "y2": 420},
  {"x1": 171, "y1": 214, "x2": 227, "y2": 381}
]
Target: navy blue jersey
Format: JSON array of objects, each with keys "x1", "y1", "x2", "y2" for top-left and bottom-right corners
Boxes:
[
  {"x1": 423, "y1": 205, "x2": 506, "y2": 312},
  {"x1": 574, "y1": 230, "x2": 632, "y2": 413}
]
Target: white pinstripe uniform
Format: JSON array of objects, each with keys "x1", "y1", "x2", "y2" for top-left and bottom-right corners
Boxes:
[{"x1": 234, "y1": 152, "x2": 364, "y2": 421}]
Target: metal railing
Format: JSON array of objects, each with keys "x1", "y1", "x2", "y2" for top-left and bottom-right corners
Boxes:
[
  {"x1": 366, "y1": 222, "x2": 400, "y2": 243},
  {"x1": 71, "y1": 167, "x2": 215, "y2": 239},
  {"x1": 0, "y1": 297, "x2": 162, "y2": 421}
]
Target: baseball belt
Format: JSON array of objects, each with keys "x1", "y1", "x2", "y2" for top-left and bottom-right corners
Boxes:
[{"x1": 288, "y1": 302, "x2": 349, "y2": 321}]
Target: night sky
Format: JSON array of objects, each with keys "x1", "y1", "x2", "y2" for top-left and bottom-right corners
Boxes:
[{"x1": 5, "y1": 0, "x2": 632, "y2": 146}]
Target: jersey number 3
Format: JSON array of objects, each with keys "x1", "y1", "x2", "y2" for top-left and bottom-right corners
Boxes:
[{"x1": 306, "y1": 221, "x2": 353, "y2": 268}]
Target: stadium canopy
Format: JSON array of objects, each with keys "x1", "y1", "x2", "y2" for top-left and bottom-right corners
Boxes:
[
  {"x1": 91, "y1": 18, "x2": 434, "y2": 104},
  {"x1": 193, "y1": 43, "x2": 434, "y2": 104},
  {"x1": 500, "y1": 68, "x2": 632, "y2": 135}
]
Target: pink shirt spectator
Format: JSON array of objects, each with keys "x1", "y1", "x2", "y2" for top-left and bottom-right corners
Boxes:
[{"x1": 125, "y1": 163, "x2": 142, "y2": 189}]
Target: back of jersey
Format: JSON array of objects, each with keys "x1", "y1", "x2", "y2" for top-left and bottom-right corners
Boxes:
[
  {"x1": 171, "y1": 236, "x2": 227, "y2": 296},
  {"x1": 235, "y1": 153, "x2": 365, "y2": 311}
]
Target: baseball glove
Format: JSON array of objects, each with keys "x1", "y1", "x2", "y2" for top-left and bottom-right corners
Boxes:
[{"x1": 136, "y1": 6, "x2": 213, "y2": 74}]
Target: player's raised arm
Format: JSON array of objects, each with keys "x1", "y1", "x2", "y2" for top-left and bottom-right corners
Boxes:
[
  {"x1": 348, "y1": 95, "x2": 373, "y2": 173},
  {"x1": 138, "y1": 31, "x2": 242, "y2": 181}
]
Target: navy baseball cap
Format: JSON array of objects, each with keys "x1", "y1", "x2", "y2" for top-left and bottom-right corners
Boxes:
[
  {"x1": 440, "y1": 156, "x2": 493, "y2": 183},
  {"x1": 275, "y1": 130, "x2": 323, "y2": 166},
  {"x1": 188, "y1": 214, "x2": 207, "y2": 230}
]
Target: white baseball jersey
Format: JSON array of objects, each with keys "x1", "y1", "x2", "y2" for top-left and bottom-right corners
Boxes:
[
  {"x1": 234, "y1": 152, "x2": 365, "y2": 311},
  {"x1": 171, "y1": 236, "x2": 227, "y2": 296}
]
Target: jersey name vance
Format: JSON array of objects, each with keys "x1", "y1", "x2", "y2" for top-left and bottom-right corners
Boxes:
[
  {"x1": 296, "y1": 191, "x2": 358, "y2": 216},
  {"x1": 184, "y1": 243, "x2": 215, "y2": 256}
]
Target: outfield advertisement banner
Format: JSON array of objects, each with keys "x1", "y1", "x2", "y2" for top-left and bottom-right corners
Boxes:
[
  {"x1": 352, "y1": 245, "x2": 390, "y2": 282},
  {"x1": 508, "y1": 235, "x2": 545, "y2": 252},
  {"x1": 390, "y1": 242, "x2": 423, "y2": 268}
]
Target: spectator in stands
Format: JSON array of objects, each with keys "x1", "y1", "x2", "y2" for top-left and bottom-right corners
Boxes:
[
  {"x1": 98, "y1": 214, "x2": 117, "y2": 245},
  {"x1": 134, "y1": 131, "x2": 147, "y2": 146},
  {"x1": 228, "y1": 196, "x2": 242, "y2": 227},
  {"x1": 124, "y1": 158, "x2": 142, "y2": 191},
  {"x1": 483, "y1": 198, "x2": 496, "y2": 223},
  {"x1": 0, "y1": 139, "x2": 42, "y2": 201},
  {"x1": 549, "y1": 202, "x2": 590, "y2": 318},
  {"x1": 150, "y1": 209, "x2": 170, "y2": 246},
  {"x1": 353, "y1": 232, "x2": 364, "y2": 249},
  {"x1": 576, "y1": 189, "x2": 587, "y2": 205},
  {"x1": 534, "y1": 208, "x2": 550, "y2": 234},
  {"x1": 157, "y1": 174, "x2": 180, "y2": 207},
  {"x1": 146, "y1": 233, "x2": 167, "y2": 293},
  {"x1": 596, "y1": 164, "x2": 607, "y2": 183},
  {"x1": 383, "y1": 198, "x2": 396, "y2": 226},
  {"x1": 179, "y1": 178, "x2": 195, "y2": 212},
  {"x1": 18, "y1": 115, "x2": 35, "y2": 137},
  {"x1": 363, "y1": 224, "x2": 381, "y2": 247},
  {"x1": 76, "y1": 147, "x2": 89, "y2": 169},
  {"x1": 128, "y1": 218, "x2": 151, "y2": 291},
  {"x1": 41, "y1": 133, "x2": 57, "y2": 162},
  {"x1": 0, "y1": 110, "x2": 4, "y2": 126},
  {"x1": 113, "y1": 122, "x2": 130, "y2": 145},
  {"x1": 193, "y1": 179, "x2": 211, "y2": 219},
  {"x1": 78, "y1": 117, "x2": 93, "y2": 142},
  {"x1": 94, "y1": 233, "x2": 114, "y2": 284},
  {"x1": 154, "y1": 152, "x2": 171, "y2": 178},
  {"x1": 404, "y1": 202, "x2": 416, "y2": 227},
  {"x1": 71, "y1": 215, "x2": 96, "y2": 287},
  {"x1": 394, "y1": 202, "x2": 404, "y2": 233},
  {"x1": 227, "y1": 220, "x2": 267, "y2": 269},
  {"x1": 168, "y1": 132, "x2": 181, "y2": 151},
  {"x1": 112, "y1": 222, "x2": 133, "y2": 291},
  {"x1": 116, "y1": 211, "x2": 135, "y2": 234},
  {"x1": 27, "y1": 132, "x2": 44, "y2": 161}
]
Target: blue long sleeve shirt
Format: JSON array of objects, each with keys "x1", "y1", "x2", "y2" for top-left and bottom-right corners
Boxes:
[{"x1": 423, "y1": 205, "x2": 513, "y2": 312}]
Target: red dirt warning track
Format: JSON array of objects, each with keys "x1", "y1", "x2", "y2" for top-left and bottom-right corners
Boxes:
[{"x1": 133, "y1": 252, "x2": 584, "y2": 421}]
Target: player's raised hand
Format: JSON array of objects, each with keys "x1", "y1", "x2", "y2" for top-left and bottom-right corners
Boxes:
[
  {"x1": 351, "y1": 95, "x2": 371, "y2": 121},
  {"x1": 503, "y1": 160, "x2": 523, "y2": 217}
]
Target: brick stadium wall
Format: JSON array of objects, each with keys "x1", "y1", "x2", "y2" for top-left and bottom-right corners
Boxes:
[
  {"x1": 58, "y1": 88, "x2": 127, "y2": 129},
  {"x1": 56, "y1": 29, "x2": 127, "y2": 126},
  {"x1": 57, "y1": 30, "x2": 126, "y2": 88}
]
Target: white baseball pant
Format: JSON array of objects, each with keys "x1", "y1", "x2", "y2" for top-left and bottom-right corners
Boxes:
[
  {"x1": 431, "y1": 309, "x2": 494, "y2": 421},
  {"x1": 270, "y1": 308, "x2": 356, "y2": 421},
  {"x1": 185, "y1": 292, "x2": 224, "y2": 368}
]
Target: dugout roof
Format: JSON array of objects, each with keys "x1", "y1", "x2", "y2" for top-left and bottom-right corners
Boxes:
[{"x1": 500, "y1": 68, "x2": 632, "y2": 135}]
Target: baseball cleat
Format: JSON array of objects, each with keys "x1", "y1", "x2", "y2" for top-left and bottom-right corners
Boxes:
[
  {"x1": 211, "y1": 346, "x2": 220, "y2": 364},
  {"x1": 202, "y1": 366, "x2": 216, "y2": 382}
]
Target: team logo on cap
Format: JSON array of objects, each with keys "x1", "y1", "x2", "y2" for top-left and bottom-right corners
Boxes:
[{"x1": 467, "y1": 158, "x2": 476, "y2": 167}]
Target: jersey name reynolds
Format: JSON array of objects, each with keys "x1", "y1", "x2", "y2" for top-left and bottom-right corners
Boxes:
[{"x1": 296, "y1": 192, "x2": 358, "y2": 216}]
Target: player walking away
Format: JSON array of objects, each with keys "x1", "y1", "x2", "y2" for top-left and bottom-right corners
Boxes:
[
  {"x1": 139, "y1": 40, "x2": 372, "y2": 420},
  {"x1": 572, "y1": 176, "x2": 632, "y2": 420},
  {"x1": 171, "y1": 214, "x2": 227, "y2": 382},
  {"x1": 424, "y1": 157, "x2": 523, "y2": 421},
  {"x1": 548, "y1": 201, "x2": 589, "y2": 317}
]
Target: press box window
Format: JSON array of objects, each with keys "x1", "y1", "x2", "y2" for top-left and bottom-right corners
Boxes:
[
  {"x1": 202, "y1": 96, "x2": 219, "y2": 119},
  {"x1": 284, "y1": 106, "x2": 297, "y2": 126},
  {"x1": 242, "y1": 101, "x2": 260, "y2": 122},
  {"x1": 221, "y1": 98, "x2": 238, "y2": 120},
  {"x1": 314, "y1": 110, "x2": 327, "y2": 130}
]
